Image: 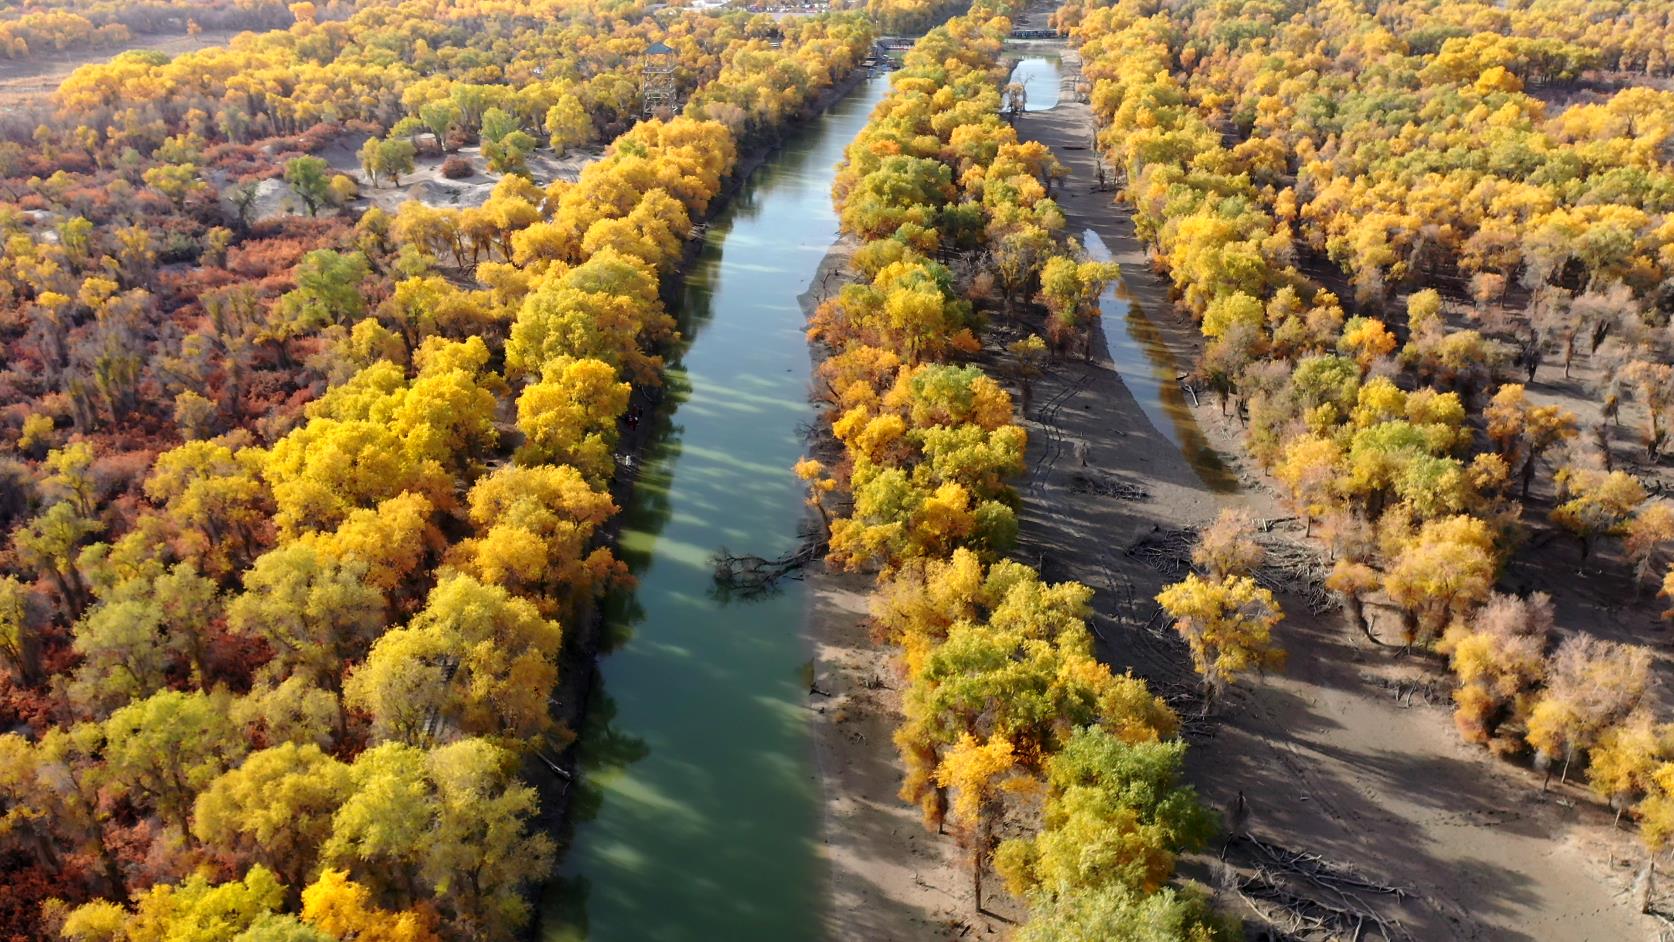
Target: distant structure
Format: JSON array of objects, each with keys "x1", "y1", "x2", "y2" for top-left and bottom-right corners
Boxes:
[{"x1": 642, "y1": 40, "x2": 678, "y2": 118}]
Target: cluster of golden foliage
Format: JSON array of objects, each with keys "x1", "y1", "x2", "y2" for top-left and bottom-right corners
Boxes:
[
  {"x1": 1061, "y1": 0, "x2": 1674, "y2": 852},
  {"x1": 798, "y1": 5, "x2": 1235, "y2": 937}
]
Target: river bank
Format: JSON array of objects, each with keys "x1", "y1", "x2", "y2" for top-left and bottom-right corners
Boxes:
[
  {"x1": 1007, "y1": 44, "x2": 1656, "y2": 941},
  {"x1": 796, "y1": 236, "x2": 977, "y2": 941}
]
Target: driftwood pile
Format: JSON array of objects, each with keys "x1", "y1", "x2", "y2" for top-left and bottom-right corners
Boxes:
[
  {"x1": 1257, "y1": 538, "x2": 1336, "y2": 615},
  {"x1": 1124, "y1": 525, "x2": 1197, "y2": 576},
  {"x1": 1225, "y1": 835, "x2": 1414, "y2": 942},
  {"x1": 1069, "y1": 469, "x2": 1149, "y2": 500}
]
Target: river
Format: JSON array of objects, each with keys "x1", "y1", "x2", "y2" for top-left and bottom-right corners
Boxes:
[
  {"x1": 537, "y1": 74, "x2": 890, "y2": 942},
  {"x1": 1008, "y1": 54, "x2": 1061, "y2": 111}
]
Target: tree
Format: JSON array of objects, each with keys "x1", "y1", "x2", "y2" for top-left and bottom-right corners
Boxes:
[
  {"x1": 1587, "y1": 712, "x2": 1674, "y2": 827},
  {"x1": 543, "y1": 94, "x2": 593, "y2": 155},
  {"x1": 1274, "y1": 435, "x2": 1343, "y2": 535},
  {"x1": 232, "y1": 677, "x2": 339, "y2": 750},
  {"x1": 301, "y1": 869, "x2": 441, "y2": 942},
  {"x1": 273, "y1": 249, "x2": 371, "y2": 336},
  {"x1": 0, "y1": 575, "x2": 41, "y2": 685},
  {"x1": 65, "y1": 866, "x2": 292, "y2": 942},
  {"x1": 1626, "y1": 501, "x2": 1674, "y2": 588},
  {"x1": 514, "y1": 357, "x2": 630, "y2": 483},
  {"x1": 347, "y1": 574, "x2": 562, "y2": 746},
  {"x1": 1406, "y1": 288, "x2": 1443, "y2": 334},
  {"x1": 11, "y1": 501, "x2": 101, "y2": 617},
  {"x1": 1622, "y1": 360, "x2": 1674, "y2": 459},
  {"x1": 1437, "y1": 593, "x2": 1551, "y2": 744},
  {"x1": 1191, "y1": 509, "x2": 1264, "y2": 580},
  {"x1": 44, "y1": 443, "x2": 98, "y2": 516},
  {"x1": 1154, "y1": 574, "x2": 1284, "y2": 714},
  {"x1": 284, "y1": 156, "x2": 332, "y2": 216},
  {"x1": 1038, "y1": 256, "x2": 1119, "y2": 358},
  {"x1": 505, "y1": 248, "x2": 670, "y2": 384},
  {"x1": 1326, "y1": 559, "x2": 1381, "y2": 642},
  {"x1": 360, "y1": 136, "x2": 417, "y2": 188},
  {"x1": 1012, "y1": 883, "x2": 1237, "y2": 942},
  {"x1": 934, "y1": 733, "x2": 1019, "y2": 913},
  {"x1": 194, "y1": 743, "x2": 352, "y2": 890},
  {"x1": 450, "y1": 464, "x2": 623, "y2": 614},
  {"x1": 419, "y1": 101, "x2": 461, "y2": 151},
  {"x1": 324, "y1": 739, "x2": 554, "y2": 937},
  {"x1": 68, "y1": 597, "x2": 179, "y2": 715},
  {"x1": 1483, "y1": 384, "x2": 1578, "y2": 499},
  {"x1": 995, "y1": 727, "x2": 1214, "y2": 902},
  {"x1": 1526, "y1": 636, "x2": 1651, "y2": 788},
  {"x1": 1338, "y1": 316, "x2": 1396, "y2": 374},
  {"x1": 896, "y1": 613, "x2": 1174, "y2": 835},
  {"x1": 1008, "y1": 334, "x2": 1048, "y2": 409},
  {"x1": 1550, "y1": 466, "x2": 1645, "y2": 562},
  {"x1": 481, "y1": 108, "x2": 536, "y2": 176},
  {"x1": 102, "y1": 690, "x2": 245, "y2": 841},
  {"x1": 145, "y1": 440, "x2": 269, "y2": 578},
  {"x1": 1382, "y1": 515, "x2": 1498, "y2": 644},
  {"x1": 227, "y1": 543, "x2": 387, "y2": 733}
]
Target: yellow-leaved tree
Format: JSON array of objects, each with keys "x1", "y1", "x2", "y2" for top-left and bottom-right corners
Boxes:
[{"x1": 1155, "y1": 573, "x2": 1285, "y2": 714}]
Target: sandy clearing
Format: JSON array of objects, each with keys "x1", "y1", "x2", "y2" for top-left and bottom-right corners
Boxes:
[{"x1": 321, "y1": 136, "x2": 605, "y2": 214}]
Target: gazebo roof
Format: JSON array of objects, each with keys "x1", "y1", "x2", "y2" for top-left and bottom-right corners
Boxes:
[{"x1": 646, "y1": 40, "x2": 675, "y2": 56}]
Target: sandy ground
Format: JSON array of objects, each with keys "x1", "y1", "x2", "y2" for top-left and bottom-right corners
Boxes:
[
  {"x1": 321, "y1": 136, "x2": 605, "y2": 214},
  {"x1": 231, "y1": 136, "x2": 605, "y2": 224},
  {"x1": 1004, "y1": 42, "x2": 1661, "y2": 942}
]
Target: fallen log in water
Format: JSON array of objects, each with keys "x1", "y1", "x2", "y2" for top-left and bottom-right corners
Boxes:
[{"x1": 711, "y1": 539, "x2": 825, "y2": 599}]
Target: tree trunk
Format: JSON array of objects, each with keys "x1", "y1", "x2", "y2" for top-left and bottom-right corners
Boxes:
[
  {"x1": 1341, "y1": 591, "x2": 1372, "y2": 642},
  {"x1": 1635, "y1": 857, "x2": 1654, "y2": 914}
]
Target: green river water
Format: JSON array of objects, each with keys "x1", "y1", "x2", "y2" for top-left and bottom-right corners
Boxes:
[{"x1": 537, "y1": 74, "x2": 890, "y2": 942}]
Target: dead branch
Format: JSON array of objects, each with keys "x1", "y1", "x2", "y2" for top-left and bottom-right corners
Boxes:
[
  {"x1": 1069, "y1": 469, "x2": 1149, "y2": 500},
  {"x1": 1223, "y1": 835, "x2": 1414, "y2": 942},
  {"x1": 711, "y1": 539, "x2": 824, "y2": 598}
]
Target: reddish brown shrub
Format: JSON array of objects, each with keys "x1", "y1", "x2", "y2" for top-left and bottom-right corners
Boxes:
[{"x1": 440, "y1": 156, "x2": 474, "y2": 179}]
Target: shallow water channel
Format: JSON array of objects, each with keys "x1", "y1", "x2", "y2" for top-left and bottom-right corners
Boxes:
[
  {"x1": 536, "y1": 75, "x2": 889, "y2": 942},
  {"x1": 1008, "y1": 54, "x2": 1062, "y2": 111},
  {"x1": 1082, "y1": 229, "x2": 1239, "y2": 492}
]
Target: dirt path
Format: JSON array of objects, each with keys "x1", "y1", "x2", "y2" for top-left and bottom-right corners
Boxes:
[{"x1": 1006, "y1": 43, "x2": 1659, "y2": 942}]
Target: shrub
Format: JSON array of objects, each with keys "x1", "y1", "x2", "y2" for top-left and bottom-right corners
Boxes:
[{"x1": 441, "y1": 156, "x2": 474, "y2": 179}]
